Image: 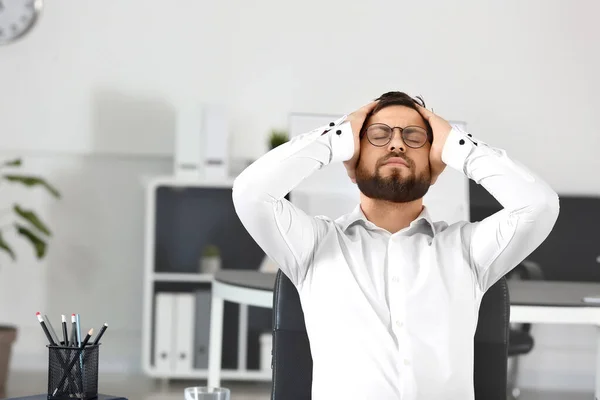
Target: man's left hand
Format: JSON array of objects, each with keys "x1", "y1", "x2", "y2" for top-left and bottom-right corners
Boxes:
[{"x1": 415, "y1": 104, "x2": 453, "y2": 184}]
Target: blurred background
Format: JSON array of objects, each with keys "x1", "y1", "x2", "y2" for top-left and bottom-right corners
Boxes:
[{"x1": 0, "y1": 0, "x2": 598, "y2": 399}]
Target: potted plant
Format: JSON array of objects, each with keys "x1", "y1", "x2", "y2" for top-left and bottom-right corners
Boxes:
[
  {"x1": 268, "y1": 129, "x2": 289, "y2": 150},
  {"x1": 199, "y1": 244, "x2": 221, "y2": 275},
  {"x1": 0, "y1": 158, "x2": 60, "y2": 397}
]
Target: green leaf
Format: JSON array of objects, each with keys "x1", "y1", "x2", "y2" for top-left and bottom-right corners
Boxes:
[
  {"x1": 15, "y1": 224, "x2": 47, "y2": 259},
  {"x1": 269, "y1": 130, "x2": 289, "y2": 149},
  {"x1": 0, "y1": 232, "x2": 16, "y2": 260},
  {"x1": 2, "y1": 158, "x2": 22, "y2": 167},
  {"x1": 3, "y1": 174, "x2": 61, "y2": 198},
  {"x1": 13, "y1": 205, "x2": 51, "y2": 236}
]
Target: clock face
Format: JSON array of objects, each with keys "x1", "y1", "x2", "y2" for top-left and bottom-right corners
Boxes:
[{"x1": 0, "y1": 0, "x2": 43, "y2": 45}]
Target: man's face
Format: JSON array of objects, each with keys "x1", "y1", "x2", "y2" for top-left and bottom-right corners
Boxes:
[{"x1": 355, "y1": 105, "x2": 432, "y2": 203}]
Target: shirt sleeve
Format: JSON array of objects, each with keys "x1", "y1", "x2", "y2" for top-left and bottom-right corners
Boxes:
[
  {"x1": 232, "y1": 115, "x2": 354, "y2": 286},
  {"x1": 442, "y1": 127, "x2": 560, "y2": 293}
]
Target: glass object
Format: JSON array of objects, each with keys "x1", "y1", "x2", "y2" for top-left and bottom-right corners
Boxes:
[
  {"x1": 184, "y1": 387, "x2": 230, "y2": 400},
  {"x1": 363, "y1": 123, "x2": 428, "y2": 148}
]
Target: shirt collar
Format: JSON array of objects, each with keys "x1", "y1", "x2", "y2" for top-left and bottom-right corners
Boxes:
[{"x1": 337, "y1": 204, "x2": 438, "y2": 235}]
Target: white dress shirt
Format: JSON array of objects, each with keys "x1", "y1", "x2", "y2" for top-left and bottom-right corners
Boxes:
[{"x1": 232, "y1": 115, "x2": 559, "y2": 400}]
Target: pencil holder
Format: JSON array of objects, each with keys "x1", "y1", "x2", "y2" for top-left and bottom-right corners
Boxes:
[{"x1": 47, "y1": 344, "x2": 100, "y2": 400}]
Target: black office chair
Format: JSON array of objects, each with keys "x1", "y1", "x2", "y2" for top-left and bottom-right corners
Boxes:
[
  {"x1": 271, "y1": 270, "x2": 510, "y2": 400},
  {"x1": 506, "y1": 260, "x2": 543, "y2": 398}
]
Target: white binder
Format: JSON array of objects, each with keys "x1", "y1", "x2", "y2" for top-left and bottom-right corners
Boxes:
[
  {"x1": 154, "y1": 293, "x2": 175, "y2": 372},
  {"x1": 174, "y1": 104, "x2": 229, "y2": 180},
  {"x1": 174, "y1": 293, "x2": 196, "y2": 372},
  {"x1": 202, "y1": 105, "x2": 229, "y2": 180},
  {"x1": 175, "y1": 104, "x2": 204, "y2": 179}
]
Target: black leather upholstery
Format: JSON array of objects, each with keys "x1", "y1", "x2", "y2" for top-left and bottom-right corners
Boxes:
[
  {"x1": 473, "y1": 275, "x2": 510, "y2": 400},
  {"x1": 271, "y1": 271, "x2": 313, "y2": 400},
  {"x1": 506, "y1": 261, "x2": 541, "y2": 359},
  {"x1": 271, "y1": 270, "x2": 510, "y2": 400},
  {"x1": 508, "y1": 330, "x2": 534, "y2": 356}
]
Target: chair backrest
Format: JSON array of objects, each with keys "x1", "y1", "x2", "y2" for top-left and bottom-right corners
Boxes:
[{"x1": 271, "y1": 270, "x2": 510, "y2": 400}]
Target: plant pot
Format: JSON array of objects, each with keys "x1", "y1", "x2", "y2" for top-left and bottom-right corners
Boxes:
[
  {"x1": 200, "y1": 256, "x2": 221, "y2": 275},
  {"x1": 0, "y1": 325, "x2": 17, "y2": 397}
]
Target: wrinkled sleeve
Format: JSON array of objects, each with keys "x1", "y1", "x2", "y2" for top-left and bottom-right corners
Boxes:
[
  {"x1": 232, "y1": 116, "x2": 353, "y2": 286},
  {"x1": 442, "y1": 128, "x2": 560, "y2": 292}
]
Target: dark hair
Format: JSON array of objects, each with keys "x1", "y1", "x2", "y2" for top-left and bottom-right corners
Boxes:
[{"x1": 361, "y1": 91, "x2": 433, "y2": 144}]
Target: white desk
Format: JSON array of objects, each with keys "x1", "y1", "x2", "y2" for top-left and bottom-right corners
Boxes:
[
  {"x1": 208, "y1": 273, "x2": 600, "y2": 399},
  {"x1": 508, "y1": 280, "x2": 600, "y2": 399}
]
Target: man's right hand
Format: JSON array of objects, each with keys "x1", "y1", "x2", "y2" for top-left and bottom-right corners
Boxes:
[{"x1": 343, "y1": 101, "x2": 378, "y2": 183}]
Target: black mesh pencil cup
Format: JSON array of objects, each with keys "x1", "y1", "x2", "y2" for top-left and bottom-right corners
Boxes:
[{"x1": 47, "y1": 343, "x2": 99, "y2": 400}]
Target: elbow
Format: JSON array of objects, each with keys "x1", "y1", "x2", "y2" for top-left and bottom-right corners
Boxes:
[
  {"x1": 546, "y1": 191, "x2": 560, "y2": 222},
  {"x1": 232, "y1": 178, "x2": 253, "y2": 224},
  {"x1": 547, "y1": 193, "x2": 560, "y2": 232},
  {"x1": 232, "y1": 176, "x2": 249, "y2": 210},
  {"x1": 539, "y1": 189, "x2": 560, "y2": 223},
  {"x1": 232, "y1": 175, "x2": 267, "y2": 211},
  {"x1": 527, "y1": 190, "x2": 560, "y2": 234}
]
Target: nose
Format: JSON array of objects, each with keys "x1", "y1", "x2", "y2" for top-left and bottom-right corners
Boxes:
[{"x1": 387, "y1": 128, "x2": 406, "y2": 153}]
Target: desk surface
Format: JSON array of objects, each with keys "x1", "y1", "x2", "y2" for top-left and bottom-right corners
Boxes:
[
  {"x1": 508, "y1": 280, "x2": 600, "y2": 307},
  {"x1": 214, "y1": 271, "x2": 600, "y2": 308},
  {"x1": 7, "y1": 395, "x2": 127, "y2": 400},
  {"x1": 214, "y1": 270, "x2": 276, "y2": 291}
]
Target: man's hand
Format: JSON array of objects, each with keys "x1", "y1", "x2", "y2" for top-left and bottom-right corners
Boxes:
[
  {"x1": 415, "y1": 104, "x2": 453, "y2": 184},
  {"x1": 343, "y1": 101, "x2": 378, "y2": 183}
]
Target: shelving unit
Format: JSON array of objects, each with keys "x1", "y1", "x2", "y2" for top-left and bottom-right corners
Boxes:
[
  {"x1": 141, "y1": 176, "x2": 272, "y2": 382},
  {"x1": 153, "y1": 272, "x2": 214, "y2": 283}
]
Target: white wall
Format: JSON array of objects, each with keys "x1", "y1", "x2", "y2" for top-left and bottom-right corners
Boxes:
[{"x1": 0, "y1": 0, "x2": 599, "y2": 391}]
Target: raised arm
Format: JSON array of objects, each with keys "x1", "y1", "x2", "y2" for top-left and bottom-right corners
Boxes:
[
  {"x1": 418, "y1": 105, "x2": 560, "y2": 292},
  {"x1": 232, "y1": 102, "x2": 377, "y2": 286}
]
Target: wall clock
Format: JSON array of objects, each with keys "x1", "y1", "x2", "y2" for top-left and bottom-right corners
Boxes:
[{"x1": 0, "y1": 0, "x2": 43, "y2": 45}]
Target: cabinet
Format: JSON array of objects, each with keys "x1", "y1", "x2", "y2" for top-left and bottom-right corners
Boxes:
[{"x1": 141, "y1": 176, "x2": 272, "y2": 380}]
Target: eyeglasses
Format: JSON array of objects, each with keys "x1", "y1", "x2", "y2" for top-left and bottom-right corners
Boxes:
[{"x1": 362, "y1": 123, "x2": 429, "y2": 149}]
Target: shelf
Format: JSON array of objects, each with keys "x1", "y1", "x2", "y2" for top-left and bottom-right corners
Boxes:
[
  {"x1": 153, "y1": 272, "x2": 213, "y2": 283},
  {"x1": 143, "y1": 175, "x2": 235, "y2": 189},
  {"x1": 146, "y1": 368, "x2": 272, "y2": 380}
]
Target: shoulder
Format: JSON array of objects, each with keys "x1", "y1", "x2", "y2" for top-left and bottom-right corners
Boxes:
[{"x1": 431, "y1": 219, "x2": 473, "y2": 241}]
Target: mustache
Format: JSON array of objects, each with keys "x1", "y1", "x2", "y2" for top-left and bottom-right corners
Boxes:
[{"x1": 378, "y1": 153, "x2": 413, "y2": 168}]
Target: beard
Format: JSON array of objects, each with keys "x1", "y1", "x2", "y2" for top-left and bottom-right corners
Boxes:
[{"x1": 355, "y1": 156, "x2": 431, "y2": 203}]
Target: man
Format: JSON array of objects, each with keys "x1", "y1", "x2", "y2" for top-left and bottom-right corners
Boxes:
[{"x1": 232, "y1": 92, "x2": 559, "y2": 400}]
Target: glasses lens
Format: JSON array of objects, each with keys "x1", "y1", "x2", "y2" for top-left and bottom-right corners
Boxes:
[
  {"x1": 402, "y1": 126, "x2": 428, "y2": 148},
  {"x1": 366, "y1": 124, "x2": 392, "y2": 146}
]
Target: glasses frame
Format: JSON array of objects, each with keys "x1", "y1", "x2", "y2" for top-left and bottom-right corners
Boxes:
[{"x1": 361, "y1": 123, "x2": 430, "y2": 149}]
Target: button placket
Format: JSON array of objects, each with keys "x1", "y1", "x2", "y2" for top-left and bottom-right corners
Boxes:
[{"x1": 387, "y1": 240, "x2": 405, "y2": 341}]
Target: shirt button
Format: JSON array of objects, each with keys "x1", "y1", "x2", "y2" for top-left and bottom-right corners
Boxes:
[
  {"x1": 404, "y1": 359, "x2": 411, "y2": 366},
  {"x1": 395, "y1": 320, "x2": 404, "y2": 328},
  {"x1": 459, "y1": 139, "x2": 465, "y2": 145},
  {"x1": 391, "y1": 276, "x2": 400, "y2": 283},
  {"x1": 329, "y1": 122, "x2": 335, "y2": 127},
  {"x1": 336, "y1": 129, "x2": 342, "y2": 135}
]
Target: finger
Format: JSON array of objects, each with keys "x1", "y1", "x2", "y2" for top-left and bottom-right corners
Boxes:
[
  {"x1": 414, "y1": 103, "x2": 435, "y2": 121},
  {"x1": 358, "y1": 100, "x2": 379, "y2": 115}
]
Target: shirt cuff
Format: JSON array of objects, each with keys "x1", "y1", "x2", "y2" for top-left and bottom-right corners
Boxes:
[
  {"x1": 320, "y1": 115, "x2": 355, "y2": 164},
  {"x1": 441, "y1": 127, "x2": 476, "y2": 174}
]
